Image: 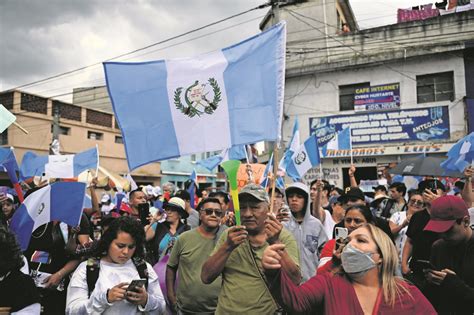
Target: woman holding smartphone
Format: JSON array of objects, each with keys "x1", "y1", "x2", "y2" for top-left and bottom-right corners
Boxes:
[
  {"x1": 66, "y1": 217, "x2": 165, "y2": 314},
  {"x1": 262, "y1": 224, "x2": 436, "y2": 314}
]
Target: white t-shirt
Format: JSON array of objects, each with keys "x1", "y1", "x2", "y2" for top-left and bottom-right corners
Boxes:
[
  {"x1": 322, "y1": 210, "x2": 336, "y2": 240},
  {"x1": 66, "y1": 259, "x2": 165, "y2": 315},
  {"x1": 389, "y1": 211, "x2": 408, "y2": 264}
]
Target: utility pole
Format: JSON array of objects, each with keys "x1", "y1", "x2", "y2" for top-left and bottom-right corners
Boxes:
[{"x1": 50, "y1": 105, "x2": 60, "y2": 155}]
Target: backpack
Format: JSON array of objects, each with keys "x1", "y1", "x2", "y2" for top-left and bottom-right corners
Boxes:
[{"x1": 86, "y1": 257, "x2": 149, "y2": 297}]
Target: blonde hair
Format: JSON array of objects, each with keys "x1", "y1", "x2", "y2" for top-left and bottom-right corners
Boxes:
[{"x1": 364, "y1": 224, "x2": 412, "y2": 307}]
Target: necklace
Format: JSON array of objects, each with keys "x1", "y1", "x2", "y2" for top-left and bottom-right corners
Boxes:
[{"x1": 32, "y1": 223, "x2": 49, "y2": 239}]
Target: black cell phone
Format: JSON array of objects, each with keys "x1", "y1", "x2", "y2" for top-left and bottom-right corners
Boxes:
[
  {"x1": 415, "y1": 259, "x2": 436, "y2": 270},
  {"x1": 127, "y1": 279, "x2": 146, "y2": 292},
  {"x1": 138, "y1": 203, "x2": 150, "y2": 225}
]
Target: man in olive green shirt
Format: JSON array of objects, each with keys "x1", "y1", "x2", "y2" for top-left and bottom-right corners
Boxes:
[
  {"x1": 201, "y1": 184, "x2": 301, "y2": 315},
  {"x1": 167, "y1": 197, "x2": 227, "y2": 314}
]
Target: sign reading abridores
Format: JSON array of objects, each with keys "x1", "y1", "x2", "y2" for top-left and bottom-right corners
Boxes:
[{"x1": 310, "y1": 106, "x2": 449, "y2": 146}]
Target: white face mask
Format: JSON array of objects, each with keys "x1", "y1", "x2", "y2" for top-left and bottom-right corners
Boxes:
[{"x1": 341, "y1": 243, "x2": 377, "y2": 278}]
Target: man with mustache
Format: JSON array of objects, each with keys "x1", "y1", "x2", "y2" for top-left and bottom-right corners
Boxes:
[{"x1": 201, "y1": 184, "x2": 300, "y2": 315}]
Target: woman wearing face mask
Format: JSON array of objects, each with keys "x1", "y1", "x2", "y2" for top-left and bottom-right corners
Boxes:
[
  {"x1": 262, "y1": 224, "x2": 436, "y2": 314},
  {"x1": 317, "y1": 205, "x2": 374, "y2": 275}
]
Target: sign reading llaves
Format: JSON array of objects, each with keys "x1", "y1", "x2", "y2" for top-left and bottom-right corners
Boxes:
[{"x1": 310, "y1": 106, "x2": 450, "y2": 146}]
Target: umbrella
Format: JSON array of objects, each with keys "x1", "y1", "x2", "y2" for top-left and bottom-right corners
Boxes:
[{"x1": 389, "y1": 155, "x2": 463, "y2": 178}]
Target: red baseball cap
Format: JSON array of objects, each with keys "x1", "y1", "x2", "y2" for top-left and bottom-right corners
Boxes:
[{"x1": 424, "y1": 195, "x2": 469, "y2": 233}]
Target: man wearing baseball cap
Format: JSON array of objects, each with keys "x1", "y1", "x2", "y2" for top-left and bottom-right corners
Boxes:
[
  {"x1": 201, "y1": 183, "x2": 300, "y2": 315},
  {"x1": 423, "y1": 195, "x2": 473, "y2": 314}
]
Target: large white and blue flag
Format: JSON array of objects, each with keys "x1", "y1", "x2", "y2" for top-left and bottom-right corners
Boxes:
[
  {"x1": 20, "y1": 147, "x2": 99, "y2": 180},
  {"x1": 286, "y1": 135, "x2": 320, "y2": 181},
  {"x1": 279, "y1": 118, "x2": 300, "y2": 172},
  {"x1": 104, "y1": 22, "x2": 286, "y2": 170},
  {"x1": 10, "y1": 182, "x2": 86, "y2": 250},
  {"x1": 441, "y1": 132, "x2": 474, "y2": 172},
  {"x1": 321, "y1": 127, "x2": 352, "y2": 157},
  {"x1": 197, "y1": 145, "x2": 247, "y2": 171}
]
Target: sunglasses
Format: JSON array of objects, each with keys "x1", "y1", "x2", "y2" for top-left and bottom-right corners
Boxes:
[
  {"x1": 201, "y1": 208, "x2": 225, "y2": 218},
  {"x1": 409, "y1": 200, "x2": 424, "y2": 207}
]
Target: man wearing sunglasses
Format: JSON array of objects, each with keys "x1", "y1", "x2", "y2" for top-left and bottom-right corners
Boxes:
[
  {"x1": 201, "y1": 184, "x2": 300, "y2": 315},
  {"x1": 166, "y1": 197, "x2": 227, "y2": 314}
]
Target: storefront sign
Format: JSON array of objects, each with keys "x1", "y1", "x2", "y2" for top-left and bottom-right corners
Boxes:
[
  {"x1": 310, "y1": 106, "x2": 450, "y2": 146},
  {"x1": 323, "y1": 143, "x2": 454, "y2": 158},
  {"x1": 354, "y1": 83, "x2": 400, "y2": 111}
]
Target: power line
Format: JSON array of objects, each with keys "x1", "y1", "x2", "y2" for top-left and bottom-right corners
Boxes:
[{"x1": 6, "y1": 2, "x2": 271, "y2": 92}]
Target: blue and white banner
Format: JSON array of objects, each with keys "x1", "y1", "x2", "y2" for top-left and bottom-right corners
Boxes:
[
  {"x1": 10, "y1": 182, "x2": 86, "y2": 250},
  {"x1": 20, "y1": 147, "x2": 99, "y2": 180},
  {"x1": 286, "y1": 135, "x2": 320, "y2": 181},
  {"x1": 104, "y1": 22, "x2": 286, "y2": 170},
  {"x1": 310, "y1": 106, "x2": 450, "y2": 146},
  {"x1": 321, "y1": 127, "x2": 351, "y2": 157}
]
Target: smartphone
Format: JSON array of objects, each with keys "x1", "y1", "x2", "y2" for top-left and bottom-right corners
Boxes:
[
  {"x1": 415, "y1": 259, "x2": 436, "y2": 270},
  {"x1": 335, "y1": 227, "x2": 349, "y2": 240},
  {"x1": 127, "y1": 279, "x2": 147, "y2": 292},
  {"x1": 138, "y1": 203, "x2": 150, "y2": 225}
]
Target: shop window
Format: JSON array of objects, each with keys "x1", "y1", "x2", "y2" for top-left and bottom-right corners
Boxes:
[
  {"x1": 88, "y1": 131, "x2": 103, "y2": 140},
  {"x1": 417, "y1": 71, "x2": 454, "y2": 103},
  {"x1": 339, "y1": 82, "x2": 370, "y2": 111}
]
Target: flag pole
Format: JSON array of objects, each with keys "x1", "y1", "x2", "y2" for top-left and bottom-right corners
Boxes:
[
  {"x1": 244, "y1": 145, "x2": 253, "y2": 182},
  {"x1": 270, "y1": 142, "x2": 278, "y2": 214},
  {"x1": 319, "y1": 148, "x2": 323, "y2": 180},
  {"x1": 349, "y1": 127, "x2": 354, "y2": 166}
]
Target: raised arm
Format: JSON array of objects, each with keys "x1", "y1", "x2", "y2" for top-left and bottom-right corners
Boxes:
[
  {"x1": 201, "y1": 226, "x2": 247, "y2": 284},
  {"x1": 461, "y1": 166, "x2": 474, "y2": 206},
  {"x1": 348, "y1": 165, "x2": 358, "y2": 188}
]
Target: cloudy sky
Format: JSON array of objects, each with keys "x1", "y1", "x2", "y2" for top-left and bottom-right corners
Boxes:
[{"x1": 0, "y1": 0, "x2": 434, "y2": 104}]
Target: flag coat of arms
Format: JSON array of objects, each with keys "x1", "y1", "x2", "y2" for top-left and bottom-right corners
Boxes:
[
  {"x1": 286, "y1": 135, "x2": 320, "y2": 181},
  {"x1": 10, "y1": 182, "x2": 86, "y2": 251},
  {"x1": 104, "y1": 22, "x2": 286, "y2": 170}
]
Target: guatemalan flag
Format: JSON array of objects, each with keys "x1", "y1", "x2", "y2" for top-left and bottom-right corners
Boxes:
[
  {"x1": 279, "y1": 118, "x2": 300, "y2": 173},
  {"x1": 286, "y1": 135, "x2": 320, "y2": 181},
  {"x1": 197, "y1": 145, "x2": 247, "y2": 171},
  {"x1": 104, "y1": 22, "x2": 286, "y2": 171},
  {"x1": 20, "y1": 147, "x2": 99, "y2": 180},
  {"x1": 321, "y1": 127, "x2": 352, "y2": 157},
  {"x1": 10, "y1": 182, "x2": 86, "y2": 251},
  {"x1": 260, "y1": 152, "x2": 285, "y2": 189}
]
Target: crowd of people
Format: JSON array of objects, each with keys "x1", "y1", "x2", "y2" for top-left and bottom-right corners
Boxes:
[{"x1": 0, "y1": 164, "x2": 473, "y2": 314}]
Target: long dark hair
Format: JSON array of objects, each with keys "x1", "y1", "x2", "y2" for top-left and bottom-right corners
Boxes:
[
  {"x1": 94, "y1": 216, "x2": 146, "y2": 259},
  {"x1": 0, "y1": 226, "x2": 25, "y2": 275}
]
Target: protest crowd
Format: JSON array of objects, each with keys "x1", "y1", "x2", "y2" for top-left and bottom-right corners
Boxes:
[
  {"x1": 1, "y1": 15, "x2": 473, "y2": 315},
  {"x1": 1, "y1": 159, "x2": 473, "y2": 315}
]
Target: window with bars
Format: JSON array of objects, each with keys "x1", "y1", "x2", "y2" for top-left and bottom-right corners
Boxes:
[
  {"x1": 0, "y1": 129, "x2": 8, "y2": 145},
  {"x1": 339, "y1": 82, "x2": 370, "y2": 111},
  {"x1": 416, "y1": 71, "x2": 454, "y2": 103}
]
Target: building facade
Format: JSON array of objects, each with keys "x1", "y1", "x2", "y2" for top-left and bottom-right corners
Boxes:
[
  {"x1": 261, "y1": 0, "x2": 474, "y2": 188},
  {"x1": 0, "y1": 90, "x2": 161, "y2": 186}
]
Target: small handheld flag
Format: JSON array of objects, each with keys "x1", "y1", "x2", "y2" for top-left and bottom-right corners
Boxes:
[{"x1": 286, "y1": 135, "x2": 320, "y2": 181}]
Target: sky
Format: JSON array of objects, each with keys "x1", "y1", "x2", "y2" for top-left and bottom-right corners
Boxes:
[{"x1": 0, "y1": 0, "x2": 437, "y2": 105}]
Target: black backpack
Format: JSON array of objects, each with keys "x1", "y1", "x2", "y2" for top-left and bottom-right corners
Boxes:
[{"x1": 86, "y1": 257, "x2": 149, "y2": 297}]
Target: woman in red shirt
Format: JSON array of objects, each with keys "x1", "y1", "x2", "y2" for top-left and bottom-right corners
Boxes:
[{"x1": 262, "y1": 224, "x2": 435, "y2": 314}]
